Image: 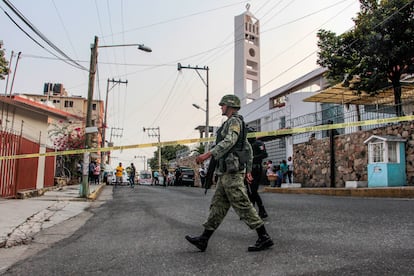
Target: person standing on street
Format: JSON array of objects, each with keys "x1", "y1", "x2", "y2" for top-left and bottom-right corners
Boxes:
[
  {"x1": 129, "y1": 163, "x2": 136, "y2": 188},
  {"x1": 153, "y1": 171, "x2": 159, "y2": 185},
  {"x1": 246, "y1": 127, "x2": 269, "y2": 219},
  {"x1": 88, "y1": 161, "x2": 96, "y2": 184},
  {"x1": 115, "y1": 162, "x2": 124, "y2": 187},
  {"x1": 199, "y1": 164, "x2": 207, "y2": 188},
  {"x1": 287, "y1": 156, "x2": 293, "y2": 183},
  {"x1": 93, "y1": 161, "x2": 101, "y2": 185},
  {"x1": 280, "y1": 159, "x2": 289, "y2": 183},
  {"x1": 76, "y1": 160, "x2": 83, "y2": 183},
  {"x1": 185, "y1": 94, "x2": 273, "y2": 252}
]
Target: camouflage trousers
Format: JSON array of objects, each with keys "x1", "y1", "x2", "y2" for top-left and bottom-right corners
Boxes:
[{"x1": 203, "y1": 173, "x2": 264, "y2": 231}]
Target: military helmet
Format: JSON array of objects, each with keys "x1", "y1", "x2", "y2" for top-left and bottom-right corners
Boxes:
[{"x1": 219, "y1": 94, "x2": 241, "y2": 109}]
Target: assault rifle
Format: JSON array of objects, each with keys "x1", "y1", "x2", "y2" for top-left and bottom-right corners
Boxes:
[{"x1": 204, "y1": 157, "x2": 217, "y2": 194}]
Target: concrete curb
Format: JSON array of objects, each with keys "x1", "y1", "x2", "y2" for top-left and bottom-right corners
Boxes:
[
  {"x1": 264, "y1": 186, "x2": 414, "y2": 198},
  {"x1": 17, "y1": 184, "x2": 106, "y2": 201},
  {"x1": 87, "y1": 184, "x2": 106, "y2": 200}
]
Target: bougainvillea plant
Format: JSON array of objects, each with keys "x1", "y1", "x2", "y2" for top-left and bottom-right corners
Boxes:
[{"x1": 49, "y1": 120, "x2": 85, "y2": 151}]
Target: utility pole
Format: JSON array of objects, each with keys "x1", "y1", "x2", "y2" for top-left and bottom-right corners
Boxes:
[
  {"x1": 110, "y1": 127, "x2": 123, "y2": 141},
  {"x1": 81, "y1": 36, "x2": 99, "y2": 198},
  {"x1": 143, "y1": 127, "x2": 161, "y2": 176},
  {"x1": 177, "y1": 63, "x2": 209, "y2": 152},
  {"x1": 134, "y1": 155, "x2": 147, "y2": 170},
  {"x1": 81, "y1": 35, "x2": 151, "y2": 198},
  {"x1": 102, "y1": 78, "x2": 128, "y2": 165}
]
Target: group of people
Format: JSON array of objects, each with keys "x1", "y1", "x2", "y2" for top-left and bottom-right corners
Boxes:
[
  {"x1": 152, "y1": 168, "x2": 174, "y2": 186},
  {"x1": 266, "y1": 157, "x2": 293, "y2": 187},
  {"x1": 88, "y1": 160, "x2": 101, "y2": 185},
  {"x1": 115, "y1": 162, "x2": 136, "y2": 188}
]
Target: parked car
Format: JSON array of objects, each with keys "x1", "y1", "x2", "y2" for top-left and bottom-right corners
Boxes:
[
  {"x1": 111, "y1": 170, "x2": 129, "y2": 185},
  {"x1": 178, "y1": 166, "x2": 195, "y2": 187},
  {"x1": 102, "y1": 165, "x2": 114, "y2": 184},
  {"x1": 138, "y1": 170, "x2": 152, "y2": 185}
]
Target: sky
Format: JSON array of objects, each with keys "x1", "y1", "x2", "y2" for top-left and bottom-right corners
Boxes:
[{"x1": 0, "y1": 0, "x2": 361, "y2": 170}]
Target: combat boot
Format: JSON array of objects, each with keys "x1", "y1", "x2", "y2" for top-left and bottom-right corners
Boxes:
[
  {"x1": 185, "y1": 229, "x2": 214, "y2": 252},
  {"x1": 258, "y1": 206, "x2": 268, "y2": 219},
  {"x1": 248, "y1": 225, "x2": 274, "y2": 252}
]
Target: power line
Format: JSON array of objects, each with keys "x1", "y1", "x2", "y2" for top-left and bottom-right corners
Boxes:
[
  {"x1": 1, "y1": 0, "x2": 88, "y2": 71},
  {"x1": 101, "y1": 0, "x2": 247, "y2": 39}
]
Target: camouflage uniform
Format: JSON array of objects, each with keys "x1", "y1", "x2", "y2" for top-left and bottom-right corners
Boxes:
[{"x1": 202, "y1": 113, "x2": 264, "y2": 231}]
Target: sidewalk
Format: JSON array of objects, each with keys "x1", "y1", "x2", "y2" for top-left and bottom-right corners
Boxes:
[
  {"x1": 264, "y1": 185, "x2": 414, "y2": 198},
  {"x1": 0, "y1": 183, "x2": 105, "y2": 249}
]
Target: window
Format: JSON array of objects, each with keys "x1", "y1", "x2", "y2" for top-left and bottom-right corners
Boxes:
[
  {"x1": 280, "y1": 116, "x2": 286, "y2": 129},
  {"x1": 92, "y1": 103, "x2": 97, "y2": 110},
  {"x1": 387, "y1": 142, "x2": 398, "y2": 163},
  {"x1": 368, "y1": 141, "x2": 399, "y2": 163},
  {"x1": 64, "y1": 100, "x2": 73, "y2": 108},
  {"x1": 369, "y1": 142, "x2": 384, "y2": 163}
]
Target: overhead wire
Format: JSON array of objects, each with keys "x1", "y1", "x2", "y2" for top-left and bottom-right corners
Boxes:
[
  {"x1": 262, "y1": 0, "x2": 357, "y2": 69},
  {"x1": 141, "y1": 2, "x2": 273, "y2": 132},
  {"x1": 2, "y1": 1, "x2": 362, "y2": 144},
  {"x1": 217, "y1": 0, "x2": 356, "y2": 107},
  {"x1": 261, "y1": 0, "x2": 351, "y2": 34},
  {"x1": 0, "y1": 7, "x2": 87, "y2": 71},
  {"x1": 116, "y1": 0, "x2": 357, "y2": 135},
  {"x1": 150, "y1": 73, "x2": 181, "y2": 126},
  {"x1": 254, "y1": 0, "x2": 274, "y2": 14},
  {"x1": 1, "y1": 0, "x2": 87, "y2": 71},
  {"x1": 243, "y1": 0, "x2": 413, "y2": 118},
  {"x1": 119, "y1": 0, "x2": 128, "y2": 132},
  {"x1": 259, "y1": 0, "x2": 289, "y2": 26},
  {"x1": 51, "y1": 0, "x2": 80, "y2": 62},
  {"x1": 101, "y1": 0, "x2": 248, "y2": 39},
  {"x1": 194, "y1": 0, "x2": 279, "y2": 67}
]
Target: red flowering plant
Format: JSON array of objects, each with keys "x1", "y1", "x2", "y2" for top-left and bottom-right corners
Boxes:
[
  {"x1": 49, "y1": 120, "x2": 85, "y2": 180},
  {"x1": 49, "y1": 120, "x2": 85, "y2": 151}
]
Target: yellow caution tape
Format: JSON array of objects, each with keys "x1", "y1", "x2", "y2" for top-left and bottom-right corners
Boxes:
[{"x1": 1, "y1": 115, "x2": 413, "y2": 161}]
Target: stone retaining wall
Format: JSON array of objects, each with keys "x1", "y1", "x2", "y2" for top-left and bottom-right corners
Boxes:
[{"x1": 294, "y1": 122, "x2": 414, "y2": 187}]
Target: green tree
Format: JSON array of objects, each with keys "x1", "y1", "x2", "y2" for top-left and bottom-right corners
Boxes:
[
  {"x1": 0, "y1": 42, "x2": 9, "y2": 80},
  {"x1": 194, "y1": 143, "x2": 205, "y2": 155},
  {"x1": 317, "y1": 0, "x2": 414, "y2": 116},
  {"x1": 148, "y1": 144, "x2": 189, "y2": 170}
]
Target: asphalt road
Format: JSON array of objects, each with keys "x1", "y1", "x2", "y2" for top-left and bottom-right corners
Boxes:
[{"x1": 3, "y1": 185, "x2": 414, "y2": 275}]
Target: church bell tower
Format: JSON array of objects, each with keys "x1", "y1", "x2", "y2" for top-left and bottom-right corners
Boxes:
[{"x1": 234, "y1": 4, "x2": 261, "y2": 106}]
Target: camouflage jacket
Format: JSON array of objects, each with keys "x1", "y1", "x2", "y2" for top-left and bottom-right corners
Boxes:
[{"x1": 210, "y1": 113, "x2": 253, "y2": 174}]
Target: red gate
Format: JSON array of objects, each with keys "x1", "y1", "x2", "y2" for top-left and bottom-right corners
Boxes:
[{"x1": 0, "y1": 129, "x2": 21, "y2": 198}]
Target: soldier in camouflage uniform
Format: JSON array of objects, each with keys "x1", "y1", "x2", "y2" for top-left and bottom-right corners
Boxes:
[{"x1": 185, "y1": 94, "x2": 273, "y2": 252}]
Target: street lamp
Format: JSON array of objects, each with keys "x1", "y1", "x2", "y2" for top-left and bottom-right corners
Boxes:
[
  {"x1": 192, "y1": 103, "x2": 209, "y2": 150},
  {"x1": 192, "y1": 103, "x2": 206, "y2": 112},
  {"x1": 81, "y1": 35, "x2": 151, "y2": 198},
  {"x1": 177, "y1": 63, "x2": 209, "y2": 153}
]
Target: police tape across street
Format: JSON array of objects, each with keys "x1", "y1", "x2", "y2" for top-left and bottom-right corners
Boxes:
[{"x1": 1, "y1": 114, "x2": 414, "y2": 161}]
